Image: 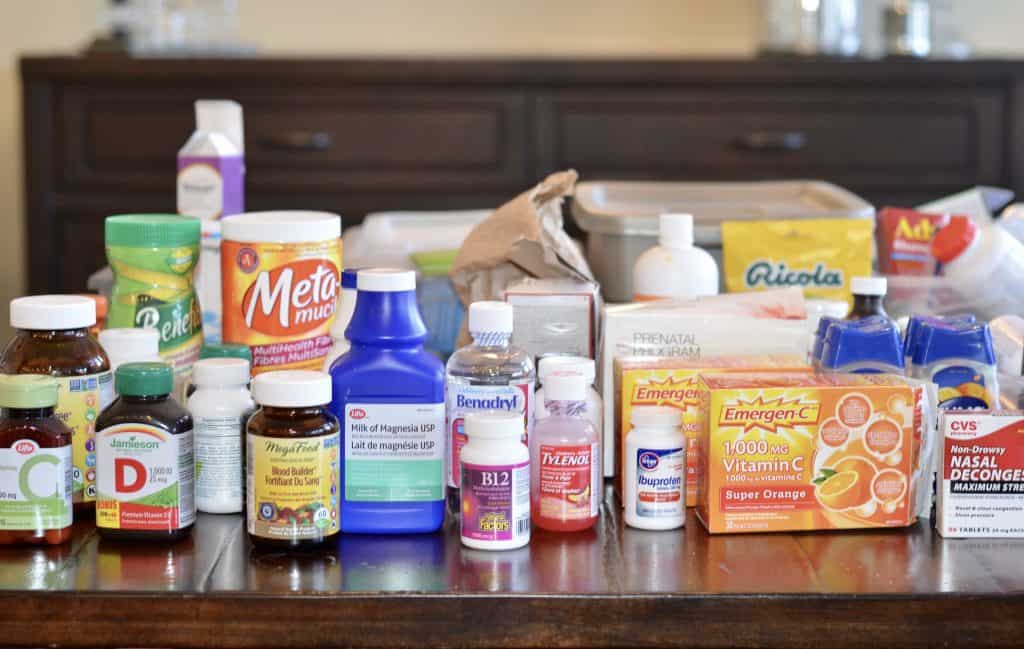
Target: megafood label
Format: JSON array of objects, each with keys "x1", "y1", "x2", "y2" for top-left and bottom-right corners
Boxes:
[
  {"x1": 696, "y1": 374, "x2": 919, "y2": 534},
  {"x1": 721, "y1": 218, "x2": 874, "y2": 307}
]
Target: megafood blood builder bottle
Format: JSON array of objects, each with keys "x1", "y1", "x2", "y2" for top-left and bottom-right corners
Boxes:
[{"x1": 0, "y1": 295, "x2": 114, "y2": 513}]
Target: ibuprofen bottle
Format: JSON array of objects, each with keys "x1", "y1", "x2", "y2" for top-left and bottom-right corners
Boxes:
[
  {"x1": 329, "y1": 269, "x2": 446, "y2": 534},
  {"x1": 460, "y1": 411, "x2": 530, "y2": 551},
  {"x1": 530, "y1": 372, "x2": 601, "y2": 532},
  {"x1": 446, "y1": 301, "x2": 534, "y2": 515},
  {"x1": 623, "y1": 406, "x2": 685, "y2": 531},
  {"x1": 848, "y1": 276, "x2": 890, "y2": 321},
  {"x1": 95, "y1": 363, "x2": 195, "y2": 542},
  {"x1": 323, "y1": 268, "x2": 359, "y2": 371},
  {"x1": 0, "y1": 295, "x2": 114, "y2": 512},
  {"x1": 0, "y1": 375, "x2": 73, "y2": 545},
  {"x1": 248, "y1": 370, "x2": 340, "y2": 549},
  {"x1": 188, "y1": 358, "x2": 254, "y2": 514}
]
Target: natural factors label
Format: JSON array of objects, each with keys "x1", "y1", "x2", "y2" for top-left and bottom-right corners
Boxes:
[
  {"x1": 95, "y1": 424, "x2": 195, "y2": 531},
  {"x1": 938, "y1": 411, "x2": 1024, "y2": 538},
  {"x1": 695, "y1": 372, "x2": 924, "y2": 534},
  {"x1": 247, "y1": 432, "x2": 340, "y2": 541},
  {"x1": 56, "y1": 373, "x2": 114, "y2": 504}
]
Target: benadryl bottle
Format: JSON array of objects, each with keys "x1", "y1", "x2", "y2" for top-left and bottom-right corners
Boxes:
[
  {"x1": 329, "y1": 269, "x2": 446, "y2": 534},
  {"x1": 820, "y1": 318, "x2": 905, "y2": 374},
  {"x1": 913, "y1": 320, "x2": 999, "y2": 409}
]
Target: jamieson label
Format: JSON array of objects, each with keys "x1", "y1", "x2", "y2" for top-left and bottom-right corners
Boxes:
[
  {"x1": 56, "y1": 372, "x2": 115, "y2": 504},
  {"x1": 95, "y1": 424, "x2": 195, "y2": 531},
  {"x1": 0, "y1": 440, "x2": 72, "y2": 530}
]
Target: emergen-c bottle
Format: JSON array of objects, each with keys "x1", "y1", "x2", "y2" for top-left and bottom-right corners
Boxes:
[{"x1": 445, "y1": 301, "x2": 534, "y2": 515}]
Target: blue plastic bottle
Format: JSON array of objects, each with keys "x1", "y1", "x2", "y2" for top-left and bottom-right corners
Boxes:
[
  {"x1": 913, "y1": 320, "x2": 999, "y2": 409},
  {"x1": 820, "y1": 318, "x2": 905, "y2": 374},
  {"x1": 811, "y1": 316, "x2": 840, "y2": 369},
  {"x1": 329, "y1": 269, "x2": 446, "y2": 533},
  {"x1": 903, "y1": 313, "x2": 976, "y2": 373}
]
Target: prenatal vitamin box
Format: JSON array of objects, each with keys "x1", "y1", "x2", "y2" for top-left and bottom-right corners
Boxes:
[
  {"x1": 937, "y1": 411, "x2": 1024, "y2": 538},
  {"x1": 695, "y1": 372, "x2": 928, "y2": 534}
]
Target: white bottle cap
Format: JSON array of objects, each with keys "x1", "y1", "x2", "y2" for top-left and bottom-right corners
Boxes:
[
  {"x1": 538, "y1": 355, "x2": 595, "y2": 384},
  {"x1": 659, "y1": 212, "x2": 694, "y2": 249},
  {"x1": 252, "y1": 370, "x2": 332, "y2": 407},
  {"x1": 543, "y1": 371, "x2": 588, "y2": 401},
  {"x1": 192, "y1": 358, "x2": 251, "y2": 387},
  {"x1": 631, "y1": 405, "x2": 683, "y2": 428},
  {"x1": 221, "y1": 211, "x2": 341, "y2": 244},
  {"x1": 464, "y1": 411, "x2": 524, "y2": 441},
  {"x1": 10, "y1": 295, "x2": 96, "y2": 330},
  {"x1": 196, "y1": 100, "x2": 245, "y2": 154},
  {"x1": 99, "y1": 328, "x2": 160, "y2": 360},
  {"x1": 468, "y1": 301, "x2": 514, "y2": 335},
  {"x1": 357, "y1": 268, "x2": 417, "y2": 292},
  {"x1": 851, "y1": 276, "x2": 887, "y2": 297}
]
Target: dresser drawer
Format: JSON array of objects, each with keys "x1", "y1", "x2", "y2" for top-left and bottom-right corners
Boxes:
[
  {"x1": 537, "y1": 88, "x2": 1004, "y2": 189},
  {"x1": 60, "y1": 87, "x2": 529, "y2": 193}
]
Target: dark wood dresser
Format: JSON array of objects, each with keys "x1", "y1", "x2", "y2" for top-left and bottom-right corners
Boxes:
[{"x1": 21, "y1": 55, "x2": 1024, "y2": 293}]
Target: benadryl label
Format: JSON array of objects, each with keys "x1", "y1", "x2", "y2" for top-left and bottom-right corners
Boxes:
[
  {"x1": 344, "y1": 403, "x2": 444, "y2": 502},
  {"x1": 635, "y1": 446, "x2": 684, "y2": 519},
  {"x1": 0, "y1": 441, "x2": 72, "y2": 530}
]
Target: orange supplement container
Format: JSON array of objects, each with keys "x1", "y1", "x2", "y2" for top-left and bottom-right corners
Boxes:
[
  {"x1": 695, "y1": 372, "x2": 930, "y2": 534},
  {"x1": 221, "y1": 211, "x2": 342, "y2": 374}
]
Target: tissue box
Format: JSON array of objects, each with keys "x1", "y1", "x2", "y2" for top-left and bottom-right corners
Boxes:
[{"x1": 505, "y1": 278, "x2": 599, "y2": 360}]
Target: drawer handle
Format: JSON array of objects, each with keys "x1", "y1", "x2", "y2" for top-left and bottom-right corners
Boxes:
[
  {"x1": 258, "y1": 131, "x2": 332, "y2": 152},
  {"x1": 734, "y1": 130, "x2": 807, "y2": 152}
]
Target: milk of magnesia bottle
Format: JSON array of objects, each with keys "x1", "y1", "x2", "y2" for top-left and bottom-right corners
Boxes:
[
  {"x1": 535, "y1": 355, "x2": 601, "y2": 433},
  {"x1": 819, "y1": 317, "x2": 905, "y2": 375},
  {"x1": 624, "y1": 406, "x2": 685, "y2": 531},
  {"x1": 445, "y1": 301, "x2": 534, "y2": 515},
  {"x1": 633, "y1": 213, "x2": 719, "y2": 301},
  {"x1": 323, "y1": 269, "x2": 359, "y2": 371},
  {"x1": 913, "y1": 320, "x2": 999, "y2": 409}
]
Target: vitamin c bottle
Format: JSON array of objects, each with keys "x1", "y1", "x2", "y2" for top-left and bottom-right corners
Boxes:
[
  {"x1": 248, "y1": 370, "x2": 340, "y2": 549},
  {"x1": 623, "y1": 406, "x2": 685, "y2": 531},
  {"x1": 95, "y1": 363, "x2": 195, "y2": 542},
  {"x1": 460, "y1": 411, "x2": 530, "y2": 551},
  {"x1": 0, "y1": 295, "x2": 114, "y2": 511},
  {"x1": 530, "y1": 372, "x2": 601, "y2": 532},
  {"x1": 0, "y1": 375, "x2": 73, "y2": 545}
]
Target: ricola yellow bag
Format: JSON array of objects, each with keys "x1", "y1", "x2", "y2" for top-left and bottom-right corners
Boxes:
[{"x1": 722, "y1": 218, "x2": 873, "y2": 305}]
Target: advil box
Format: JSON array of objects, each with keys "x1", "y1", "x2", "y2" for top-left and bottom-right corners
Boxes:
[
  {"x1": 938, "y1": 411, "x2": 1024, "y2": 538},
  {"x1": 696, "y1": 372, "x2": 927, "y2": 534},
  {"x1": 615, "y1": 355, "x2": 810, "y2": 506},
  {"x1": 876, "y1": 207, "x2": 950, "y2": 276}
]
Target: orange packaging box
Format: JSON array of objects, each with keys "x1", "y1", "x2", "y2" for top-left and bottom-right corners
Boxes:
[
  {"x1": 695, "y1": 372, "x2": 927, "y2": 534},
  {"x1": 615, "y1": 355, "x2": 811, "y2": 506}
]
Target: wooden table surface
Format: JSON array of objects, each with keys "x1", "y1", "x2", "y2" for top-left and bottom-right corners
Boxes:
[{"x1": 1, "y1": 487, "x2": 1023, "y2": 649}]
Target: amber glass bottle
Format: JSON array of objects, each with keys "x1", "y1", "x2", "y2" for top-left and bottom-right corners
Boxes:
[
  {"x1": 247, "y1": 371, "x2": 340, "y2": 550},
  {"x1": 0, "y1": 375, "x2": 73, "y2": 545}
]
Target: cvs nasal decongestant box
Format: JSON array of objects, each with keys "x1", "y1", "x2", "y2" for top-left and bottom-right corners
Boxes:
[{"x1": 937, "y1": 411, "x2": 1024, "y2": 538}]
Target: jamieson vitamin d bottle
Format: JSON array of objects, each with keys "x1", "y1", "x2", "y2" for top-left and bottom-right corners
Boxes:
[
  {"x1": 329, "y1": 269, "x2": 446, "y2": 534},
  {"x1": 248, "y1": 370, "x2": 340, "y2": 549},
  {"x1": 95, "y1": 363, "x2": 195, "y2": 542},
  {"x1": 0, "y1": 375, "x2": 73, "y2": 545},
  {"x1": 0, "y1": 295, "x2": 114, "y2": 512}
]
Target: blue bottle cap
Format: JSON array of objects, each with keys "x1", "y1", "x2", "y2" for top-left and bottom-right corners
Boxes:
[
  {"x1": 904, "y1": 313, "x2": 978, "y2": 363},
  {"x1": 913, "y1": 320, "x2": 996, "y2": 367},
  {"x1": 342, "y1": 268, "x2": 359, "y2": 290},
  {"x1": 811, "y1": 316, "x2": 839, "y2": 363},
  {"x1": 821, "y1": 319, "x2": 905, "y2": 372}
]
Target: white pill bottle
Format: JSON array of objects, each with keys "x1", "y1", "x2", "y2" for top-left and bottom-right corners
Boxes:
[{"x1": 624, "y1": 406, "x2": 685, "y2": 530}]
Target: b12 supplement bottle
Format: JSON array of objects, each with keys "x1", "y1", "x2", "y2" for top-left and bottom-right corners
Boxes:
[
  {"x1": 0, "y1": 375, "x2": 73, "y2": 545},
  {"x1": 0, "y1": 295, "x2": 114, "y2": 510},
  {"x1": 460, "y1": 411, "x2": 530, "y2": 550},
  {"x1": 105, "y1": 214, "x2": 203, "y2": 396},
  {"x1": 188, "y1": 358, "x2": 254, "y2": 514},
  {"x1": 98, "y1": 328, "x2": 162, "y2": 375},
  {"x1": 247, "y1": 370, "x2": 340, "y2": 549},
  {"x1": 95, "y1": 363, "x2": 195, "y2": 542},
  {"x1": 323, "y1": 268, "x2": 359, "y2": 371},
  {"x1": 623, "y1": 406, "x2": 685, "y2": 531},
  {"x1": 330, "y1": 269, "x2": 446, "y2": 534},
  {"x1": 530, "y1": 372, "x2": 601, "y2": 532},
  {"x1": 446, "y1": 301, "x2": 534, "y2": 514},
  {"x1": 848, "y1": 276, "x2": 890, "y2": 321}
]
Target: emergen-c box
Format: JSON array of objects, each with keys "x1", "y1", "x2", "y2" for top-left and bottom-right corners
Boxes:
[{"x1": 938, "y1": 410, "x2": 1024, "y2": 538}]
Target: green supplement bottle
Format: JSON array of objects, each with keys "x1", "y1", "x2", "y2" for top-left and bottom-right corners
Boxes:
[{"x1": 105, "y1": 215, "x2": 203, "y2": 398}]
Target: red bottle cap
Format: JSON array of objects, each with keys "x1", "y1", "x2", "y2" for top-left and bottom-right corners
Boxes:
[{"x1": 931, "y1": 215, "x2": 978, "y2": 263}]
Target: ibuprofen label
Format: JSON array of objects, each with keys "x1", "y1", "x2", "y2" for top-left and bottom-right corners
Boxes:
[
  {"x1": 344, "y1": 403, "x2": 444, "y2": 502},
  {"x1": 56, "y1": 372, "x2": 114, "y2": 504},
  {"x1": 461, "y1": 461, "x2": 530, "y2": 543},
  {"x1": 247, "y1": 432, "x2": 340, "y2": 541},
  {"x1": 635, "y1": 447, "x2": 684, "y2": 519},
  {"x1": 538, "y1": 443, "x2": 600, "y2": 521},
  {"x1": 445, "y1": 380, "x2": 533, "y2": 489},
  {"x1": 96, "y1": 424, "x2": 195, "y2": 531},
  {"x1": 0, "y1": 440, "x2": 71, "y2": 530},
  {"x1": 221, "y1": 238, "x2": 342, "y2": 374}
]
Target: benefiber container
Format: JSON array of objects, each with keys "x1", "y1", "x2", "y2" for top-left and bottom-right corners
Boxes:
[
  {"x1": 221, "y1": 211, "x2": 342, "y2": 374},
  {"x1": 572, "y1": 180, "x2": 874, "y2": 302}
]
